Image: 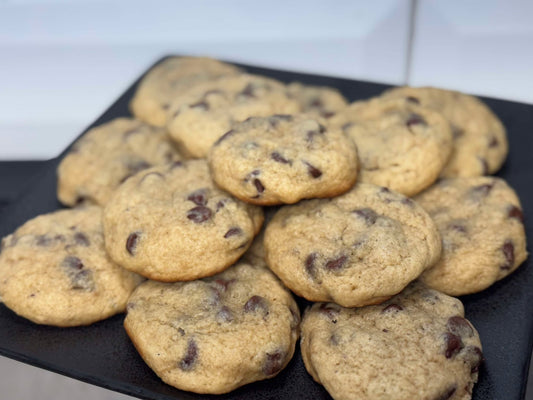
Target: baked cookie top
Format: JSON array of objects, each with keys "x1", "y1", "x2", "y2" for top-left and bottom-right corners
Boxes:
[
  {"x1": 264, "y1": 183, "x2": 442, "y2": 307},
  {"x1": 208, "y1": 114, "x2": 358, "y2": 205},
  {"x1": 330, "y1": 97, "x2": 453, "y2": 196},
  {"x1": 166, "y1": 74, "x2": 300, "y2": 158},
  {"x1": 0, "y1": 206, "x2": 143, "y2": 327},
  {"x1": 124, "y1": 261, "x2": 300, "y2": 394},
  {"x1": 381, "y1": 86, "x2": 508, "y2": 178},
  {"x1": 57, "y1": 117, "x2": 182, "y2": 206},
  {"x1": 286, "y1": 82, "x2": 348, "y2": 119},
  {"x1": 415, "y1": 176, "x2": 527, "y2": 295},
  {"x1": 130, "y1": 56, "x2": 243, "y2": 127},
  {"x1": 103, "y1": 159, "x2": 263, "y2": 281},
  {"x1": 300, "y1": 282, "x2": 483, "y2": 400}
]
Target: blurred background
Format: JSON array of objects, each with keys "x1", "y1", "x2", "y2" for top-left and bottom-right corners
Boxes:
[{"x1": 0, "y1": 0, "x2": 532, "y2": 398}]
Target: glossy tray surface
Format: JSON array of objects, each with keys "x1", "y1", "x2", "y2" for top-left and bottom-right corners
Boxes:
[{"x1": 0, "y1": 57, "x2": 532, "y2": 400}]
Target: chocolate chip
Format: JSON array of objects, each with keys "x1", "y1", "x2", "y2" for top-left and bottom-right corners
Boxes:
[
  {"x1": 342, "y1": 122, "x2": 354, "y2": 131},
  {"x1": 263, "y1": 351, "x2": 284, "y2": 376},
  {"x1": 446, "y1": 316, "x2": 474, "y2": 338},
  {"x1": 479, "y1": 157, "x2": 489, "y2": 175},
  {"x1": 319, "y1": 303, "x2": 340, "y2": 323},
  {"x1": 501, "y1": 240, "x2": 515, "y2": 270},
  {"x1": 449, "y1": 224, "x2": 467, "y2": 233},
  {"x1": 463, "y1": 346, "x2": 484, "y2": 373},
  {"x1": 305, "y1": 253, "x2": 318, "y2": 277},
  {"x1": 216, "y1": 199, "x2": 228, "y2": 211},
  {"x1": 306, "y1": 124, "x2": 327, "y2": 142},
  {"x1": 508, "y1": 205, "x2": 524, "y2": 223},
  {"x1": 382, "y1": 303, "x2": 403, "y2": 313},
  {"x1": 126, "y1": 232, "x2": 141, "y2": 255},
  {"x1": 253, "y1": 178, "x2": 265, "y2": 194},
  {"x1": 450, "y1": 124, "x2": 464, "y2": 139},
  {"x1": 212, "y1": 278, "x2": 235, "y2": 292},
  {"x1": 489, "y1": 136, "x2": 499, "y2": 148},
  {"x1": 244, "y1": 295, "x2": 269, "y2": 317},
  {"x1": 240, "y1": 83, "x2": 256, "y2": 98},
  {"x1": 190, "y1": 100, "x2": 209, "y2": 111},
  {"x1": 321, "y1": 111, "x2": 335, "y2": 119},
  {"x1": 74, "y1": 232, "x2": 90, "y2": 247},
  {"x1": 62, "y1": 256, "x2": 84, "y2": 270},
  {"x1": 406, "y1": 113, "x2": 427, "y2": 128},
  {"x1": 471, "y1": 183, "x2": 494, "y2": 197},
  {"x1": 177, "y1": 327, "x2": 185, "y2": 336},
  {"x1": 179, "y1": 339, "x2": 198, "y2": 371},
  {"x1": 406, "y1": 96, "x2": 420, "y2": 104},
  {"x1": 224, "y1": 227, "x2": 242, "y2": 238},
  {"x1": 216, "y1": 306, "x2": 234, "y2": 323},
  {"x1": 443, "y1": 332, "x2": 463, "y2": 358},
  {"x1": 436, "y1": 385, "x2": 457, "y2": 400},
  {"x1": 304, "y1": 161, "x2": 322, "y2": 178},
  {"x1": 170, "y1": 160, "x2": 183, "y2": 170},
  {"x1": 309, "y1": 98, "x2": 323, "y2": 108},
  {"x1": 35, "y1": 235, "x2": 52, "y2": 246},
  {"x1": 187, "y1": 206, "x2": 213, "y2": 223},
  {"x1": 325, "y1": 255, "x2": 348, "y2": 271},
  {"x1": 187, "y1": 189, "x2": 208, "y2": 206},
  {"x1": 352, "y1": 208, "x2": 378, "y2": 225},
  {"x1": 214, "y1": 129, "x2": 235, "y2": 146},
  {"x1": 271, "y1": 152, "x2": 291, "y2": 164},
  {"x1": 71, "y1": 269, "x2": 94, "y2": 291},
  {"x1": 401, "y1": 197, "x2": 414, "y2": 207}
]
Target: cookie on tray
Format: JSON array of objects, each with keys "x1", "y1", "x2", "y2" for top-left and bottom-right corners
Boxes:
[
  {"x1": 0, "y1": 206, "x2": 143, "y2": 327},
  {"x1": 130, "y1": 56, "x2": 243, "y2": 127},
  {"x1": 208, "y1": 114, "x2": 358, "y2": 205},
  {"x1": 329, "y1": 97, "x2": 453, "y2": 196},
  {"x1": 300, "y1": 282, "x2": 483, "y2": 400},
  {"x1": 166, "y1": 74, "x2": 300, "y2": 158},
  {"x1": 103, "y1": 159, "x2": 263, "y2": 282},
  {"x1": 415, "y1": 177, "x2": 527, "y2": 295},
  {"x1": 286, "y1": 82, "x2": 348, "y2": 119},
  {"x1": 381, "y1": 86, "x2": 508, "y2": 178},
  {"x1": 264, "y1": 183, "x2": 441, "y2": 307},
  {"x1": 124, "y1": 261, "x2": 300, "y2": 394},
  {"x1": 57, "y1": 117, "x2": 182, "y2": 206}
]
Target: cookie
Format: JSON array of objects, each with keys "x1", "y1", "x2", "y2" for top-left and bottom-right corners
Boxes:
[
  {"x1": 286, "y1": 82, "x2": 348, "y2": 119},
  {"x1": 0, "y1": 206, "x2": 143, "y2": 327},
  {"x1": 124, "y1": 261, "x2": 300, "y2": 394},
  {"x1": 208, "y1": 114, "x2": 358, "y2": 205},
  {"x1": 300, "y1": 282, "x2": 483, "y2": 400},
  {"x1": 130, "y1": 56, "x2": 243, "y2": 127},
  {"x1": 330, "y1": 97, "x2": 453, "y2": 196},
  {"x1": 103, "y1": 159, "x2": 264, "y2": 281},
  {"x1": 381, "y1": 86, "x2": 508, "y2": 178},
  {"x1": 166, "y1": 74, "x2": 301, "y2": 158},
  {"x1": 264, "y1": 182, "x2": 441, "y2": 307},
  {"x1": 57, "y1": 117, "x2": 182, "y2": 206},
  {"x1": 415, "y1": 177, "x2": 527, "y2": 295}
]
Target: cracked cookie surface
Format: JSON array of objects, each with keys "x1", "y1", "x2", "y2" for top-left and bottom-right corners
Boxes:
[
  {"x1": 415, "y1": 176, "x2": 527, "y2": 295},
  {"x1": 103, "y1": 159, "x2": 263, "y2": 281},
  {"x1": 57, "y1": 117, "x2": 182, "y2": 206},
  {"x1": 0, "y1": 206, "x2": 143, "y2": 326},
  {"x1": 300, "y1": 282, "x2": 483, "y2": 400},
  {"x1": 124, "y1": 261, "x2": 300, "y2": 394},
  {"x1": 264, "y1": 183, "x2": 441, "y2": 307},
  {"x1": 208, "y1": 114, "x2": 358, "y2": 205}
]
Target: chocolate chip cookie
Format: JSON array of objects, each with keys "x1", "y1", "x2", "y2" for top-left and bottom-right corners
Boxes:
[
  {"x1": 130, "y1": 56, "x2": 243, "y2": 127},
  {"x1": 0, "y1": 206, "x2": 143, "y2": 327},
  {"x1": 124, "y1": 261, "x2": 300, "y2": 394},
  {"x1": 381, "y1": 86, "x2": 508, "y2": 178},
  {"x1": 166, "y1": 74, "x2": 300, "y2": 158},
  {"x1": 330, "y1": 97, "x2": 453, "y2": 196},
  {"x1": 286, "y1": 82, "x2": 348, "y2": 119},
  {"x1": 300, "y1": 282, "x2": 483, "y2": 400},
  {"x1": 415, "y1": 177, "x2": 527, "y2": 295},
  {"x1": 208, "y1": 114, "x2": 358, "y2": 205},
  {"x1": 103, "y1": 159, "x2": 263, "y2": 281},
  {"x1": 264, "y1": 183, "x2": 442, "y2": 307},
  {"x1": 57, "y1": 117, "x2": 182, "y2": 206}
]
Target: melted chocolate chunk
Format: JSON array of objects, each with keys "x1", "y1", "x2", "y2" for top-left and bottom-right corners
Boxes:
[
  {"x1": 126, "y1": 232, "x2": 141, "y2": 255},
  {"x1": 463, "y1": 346, "x2": 484, "y2": 373},
  {"x1": 214, "y1": 129, "x2": 235, "y2": 146},
  {"x1": 216, "y1": 306, "x2": 234, "y2": 323},
  {"x1": 179, "y1": 339, "x2": 198, "y2": 371},
  {"x1": 71, "y1": 269, "x2": 94, "y2": 291},
  {"x1": 319, "y1": 303, "x2": 340, "y2": 323},
  {"x1": 325, "y1": 255, "x2": 348, "y2": 271},
  {"x1": 189, "y1": 100, "x2": 209, "y2": 111},
  {"x1": 501, "y1": 240, "x2": 515, "y2": 270},
  {"x1": 489, "y1": 136, "x2": 499, "y2": 148},
  {"x1": 224, "y1": 227, "x2": 242, "y2": 238},
  {"x1": 63, "y1": 256, "x2": 84, "y2": 270},
  {"x1": 352, "y1": 208, "x2": 378, "y2": 225},
  {"x1": 244, "y1": 296, "x2": 269, "y2": 317},
  {"x1": 304, "y1": 162, "x2": 322, "y2": 178},
  {"x1": 74, "y1": 232, "x2": 90, "y2": 247},
  {"x1": 187, "y1": 189, "x2": 208, "y2": 206},
  {"x1": 508, "y1": 205, "x2": 524, "y2": 223},
  {"x1": 305, "y1": 253, "x2": 318, "y2": 277},
  {"x1": 443, "y1": 332, "x2": 464, "y2": 358},
  {"x1": 446, "y1": 316, "x2": 474, "y2": 338},
  {"x1": 187, "y1": 206, "x2": 213, "y2": 223},
  {"x1": 382, "y1": 303, "x2": 403, "y2": 313},
  {"x1": 406, "y1": 113, "x2": 427, "y2": 128},
  {"x1": 271, "y1": 152, "x2": 291, "y2": 164},
  {"x1": 263, "y1": 351, "x2": 284, "y2": 376},
  {"x1": 253, "y1": 178, "x2": 265, "y2": 194}
]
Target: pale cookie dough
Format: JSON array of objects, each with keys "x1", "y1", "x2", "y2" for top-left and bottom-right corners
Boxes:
[
  {"x1": 330, "y1": 97, "x2": 453, "y2": 196},
  {"x1": 166, "y1": 74, "x2": 300, "y2": 158},
  {"x1": 0, "y1": 206, "x2": 143, "y2": 327},
  {"x1": 103, "y1": 159, "x2": 263, "y2": 281},
  {"x1": 286, "y1": 82, "x2": 348, "y2": 119},
  {"x1": 300, "y1": 282, "x2": 483, "y2": 400},
  {"x1": 381, "y1": 86, "x2": 508, "y2": 178},
  {"x1": 415, "y1": 176, "x2": 527, "y2": 295},
  {"x1": 208, "y1": 114, "x2": 358, "y2": 205},
  {"x1": 124, "y1": 261, "x2": 300, "y2": 394},
  {"x1": 57, "y1": 117, "x2": 182, "y2": 206},
  {"x1": 264, "y1": 183, "x2": 441, "y2": 307},
  {"x1": 130, "y1": 56, "x2": 243, "y2": 127}
]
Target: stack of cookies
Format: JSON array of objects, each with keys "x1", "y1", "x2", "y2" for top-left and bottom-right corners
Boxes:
[{"x1": 0, "y1": 56, "x2": 527, "y2": 400}]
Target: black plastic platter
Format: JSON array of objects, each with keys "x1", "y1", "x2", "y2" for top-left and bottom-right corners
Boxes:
[{"x1": 0, "y1": 57, "x2": 532, "y2": 400}]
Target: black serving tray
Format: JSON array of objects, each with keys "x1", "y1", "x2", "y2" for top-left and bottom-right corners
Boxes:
[{"x1": 0, "y1": 57, "x2": 532, "y2": 400}]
